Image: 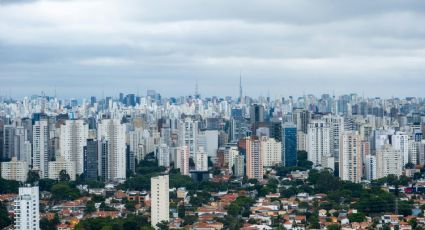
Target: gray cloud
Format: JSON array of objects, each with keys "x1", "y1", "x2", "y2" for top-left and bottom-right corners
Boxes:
[{"x1": 0, "y1": 0, "x2": 424, "y2": 98}]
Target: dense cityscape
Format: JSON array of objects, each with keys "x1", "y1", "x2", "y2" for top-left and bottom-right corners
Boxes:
[{"x1": 1, "y1": 90, "x2": 425, "y2": 230}]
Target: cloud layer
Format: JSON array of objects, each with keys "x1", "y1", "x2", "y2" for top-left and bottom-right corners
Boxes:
[{"x1": 0, "y1": 0, "x2": 424, "y2": 98}]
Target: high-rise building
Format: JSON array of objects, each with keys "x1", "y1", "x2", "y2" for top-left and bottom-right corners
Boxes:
[
  {"x1": 59, "y1": 119, "x2": 88, "y2": 175},
  {"x1": 97, "y1": 119, "x2": 127, "y2": 181},
  {"x1": 250, "y1": 104, "x2": 265, "y2": 124},
  {"x1": 339, "y1": 131, "x2": 363, "y2": 183},
  {"x1": 98, "y1": 139, "x2": 109, "y2": 181},
  {"x1": 197, "y1": 130, "x2": 219, "y2": 158},
  {"x1": 282, "y1": 123, "x2": 297, "y2": 167},
  {"x1": 84, "y1": 139, "x2": 98, "y2": 181},
  {"x1": 260, "y1": 137, "x2": 281, "y2": 167},
  {"x1": 3, "y1": 125, "x2": 15, "y2": 160},
  {"x1": 1, "y1": 157, "x2": 29, "y2": 182},
  {"x1": 33, "y1": 120, "x2": 49, "y2": 178},
  {"x1": 176, "y1": 146, "x2": 189, "y2": 175},
  {"x1": 14, "y1": 186, "x2": 40, "y2": 230},
  {"x1": 391, "y1": 132, "x2": 409, "y2": 166},
  {"x1": 307, "y1": 120, "x2": 331, "y2": 167},
  {"x1": 323, "y1": 115, "x2": 344, "y2": 160},
  {"x1": 128, "y1": 128, "x2": 147, "y2": 162},
  {"x1": 293, "y1": 109, "x2": 310, "y2": 134},
  {"x1": 408, "y1": 140, "x2": 418, "y2": 165},
  {"x1": 227, "y1": 146, "x2": 239, "y2": 173},
  {"x1": 179, "y1": 117, "x2": 198, "y2": 158},
  {"x1": 195, "y1": 146, "x2": 208, "y2": 171},
  {"x1": 151, "y1": 174, "x2": 169, "y2": 228},
  {"x1": 233, "y1": 154, "x2": 245, "y2": 177},
  {"x1": 246, "y1": 138, "x2": 263, "y2": 180},
  {"x1": 376, "y1": 144, "x2": 403, "y2": 178},
  {"x1": 14, "y1": 126, "x2": 31, "y2": 165},
  {"x1": 364, "y1": 154, "x2": 377, "y2": 180},
  {"x1": 158, "y1": 144, "x2": 170, "y2": 167}
]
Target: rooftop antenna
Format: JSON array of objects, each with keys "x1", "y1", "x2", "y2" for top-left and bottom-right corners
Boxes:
[
  {"x1": 239, "y1": 71, "x2": 243, "y2": 103},
  {"x1": 195, "y1": 80, "x2": 199, "y2": 98}
]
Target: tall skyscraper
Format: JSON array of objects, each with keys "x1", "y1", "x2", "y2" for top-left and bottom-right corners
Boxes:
[
  {"x1": 59, "y1": 119, "x2": 88, "y2": 175},
  {"x1": 14, "y1": 126, "x2": 31, "y2": 165},
  {"x1": 246, "y1": 138, "x2": 263, "y2": 180},
  {"x1": 33, "y1": 119, "x2": 49, "y2": 178},
  {"x1": 97, "y1": 119, "x2": 127, "y2": 180},
  {"x1": 194, "y1": 146, "x2": 208, "y2": 171},
  {"x1": 227, "y1": 146, "x2": 239, "y2": 173},
  {"x1": 260, "y1": 136, "x2": 281, "y2": 167},
  {"x1": 364, "y1": 154, "x2": 377, "y2": 180},
  {"x1": 250, "y1": 104, "x2": 265, "y2": 124},
  {"x1": 239, "y1": 74, "x2": 243, "y2": 104},
  {"x1": 14, "y1": 186, "x2": 40, "y2": 230},
  {"x1": 376, "y1": 144, "x2": 403, "y2": 178},
  {"x1": 3, "y1": 125, "x2": 15, "y2": 160},
  {"x1": 179, "y1": 117, "x2": 198, "y2": 158},
  {"x1": 84, "y1": 139, "x2": 98, "y2": 181},
  {"x1": 307, "y1": 120, "x2": 331, "y2": 167},
  {"x1": 282, "y1": 123, "x2": 297, "y2": 167},
  {"x1": 158, "y1": 143, "x2": 170, "y2": 168},
  {"x1": 176, "y1": 146, "x2": 190, "y2": 175},
  {"x1": 339, "y1": 131, "x2": 363, "y2": 182},
  {"x1": 233, "y1": 154, "x2": 245, "y2": 177},
  {"x1": 323, "y1": 115, "x2": 344, "y2": 160},
  {"x1": 391, "y1": 132, "x2": 409, "y2": 166},
  {"x1": 151, "y1": 174, "x2": 169, "y2": 228},
  {"x1": 98, "y1": 139, "x2": 109, "y2": 181}
]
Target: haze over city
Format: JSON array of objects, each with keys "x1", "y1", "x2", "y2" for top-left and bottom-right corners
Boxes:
[{"x1": 1, "y1": 0, "x2": 425, "y2": 98}]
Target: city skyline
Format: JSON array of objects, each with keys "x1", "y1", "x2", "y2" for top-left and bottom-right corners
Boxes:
[{"x1": 1, "y1": 0, "x2": 425, "y2": 97}]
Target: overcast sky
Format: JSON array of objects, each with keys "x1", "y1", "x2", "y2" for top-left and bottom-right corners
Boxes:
[{"x1": 0, "y1": 0, "x2": 424, "y2": 99}]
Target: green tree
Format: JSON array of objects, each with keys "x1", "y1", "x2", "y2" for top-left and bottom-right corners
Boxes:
[
  {"x1": 0, "y1": 178, "x2": 19, "y2": 193},
  {"x1": 156, "y1": 221, "x2": 169, "y2": 230},
  {"x1": 39, "y1": 179, "x2": 56, "y2": 191},
  {"x1": 51, "y1": 182, "x2": 80, "y2": 201},
  {"x1": 26, "y1": 170, "x2": 40, "y2": 185},
  {"x1": 398, "y1": 200, "x2": 413, "y2": 216},
  {"x1": 183, "y1": 215, "x2": 198, "y2": 226},
  {"x1": 348, "y1": 212, "x2": 366, "y2": 223},
  {"x1": 327, "y1": 224, "x2": 341, "y2": 230},
  {"x1": 0, "y1": 201, "x2": 12, "y2": 229},
  {"x1": 125, "y1": 201, "x2": 137, "y2": 212},
  {"x1": 178, "y1": 204, "x2": 186, "y2": 218},
  {"x1": 59, "y1": 170, "x2": 71, "y2": 182},
  {"x1": 40, "y1": 214, "x2": 59, "y2": 230},
  {"x1": 85, "y1": 201, "x2": 96, "y2": 214}
]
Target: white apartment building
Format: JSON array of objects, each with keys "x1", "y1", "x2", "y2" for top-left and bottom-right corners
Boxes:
[
  {"x1": 307, "y1": 120, "x2": 331, "y2": 167},
  {"x1": 1, "y1": 157, "x2": 29, "y2": 182},
  {"x1": 97, "y1": 119, "x2": 127, "y2": 180},
  {"x1": 339, "y1": 131, "x2": 362, "y2": 182},
  {"x1": 151, "y1": 175, "x2": 169, "y2": 228},
  {"x1": 376, "y1": 144, "x2": 403, "y2": 178},
  {"x1": 195, "y1": 146, "x2": 208, "y2": 171},
  {"x1": 48, "y1": 156, "x2": 76, "y2": 181},
  {"x1": 32, "y1": 120, "x2": 49, "y2": 178},
  {"x1": 59, "y1": 119, "x2": 88, "y2": 175},
  {"x1": 260, "y1": 137, "x2": 282, "y2": 167},
  {"x1": 246, "y1": 138, "x2": 263, "y2": 180},
  {"x1": 391, "y1": 132, "x2": 409, "y2": 166},
  {"x1": 14, "y1": 186, "x2": 40, "y2": 230},
  {"x1": 176, "y1": 146, "x2": 190, "y2": 175}
]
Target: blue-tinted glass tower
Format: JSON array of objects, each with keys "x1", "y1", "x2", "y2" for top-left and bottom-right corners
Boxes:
[{"x1": 282, "y1": 123, "x2": 297, "y2": 166}]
